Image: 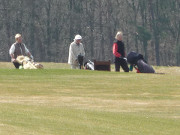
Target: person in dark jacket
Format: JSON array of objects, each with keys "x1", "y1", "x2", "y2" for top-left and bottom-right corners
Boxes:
[
  {"x1": 9, "y1": 34, "x2": 33, "y2": 69},
  {"x1": 112, "y1": 31, "x2": 129, "y2": 72}
]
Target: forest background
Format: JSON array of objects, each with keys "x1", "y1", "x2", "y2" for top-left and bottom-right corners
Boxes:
[{"x1": 0, "y1": 0, "x2": 179, "y2": 66}]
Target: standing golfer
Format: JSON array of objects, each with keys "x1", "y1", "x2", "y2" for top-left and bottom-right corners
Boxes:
[
  {"x1": 68, "y1": 35, "x2": 85, "y2": 69},
  {"x1": 113, "y1": 31, "x2": 129, "y2": 72},
  {"x1": 9, "y1": 33, "x2": 33, "y2": 69}
]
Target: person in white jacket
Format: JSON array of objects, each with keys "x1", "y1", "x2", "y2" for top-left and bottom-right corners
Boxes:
[{"x1": 68, "y1": 35, "x2": 85, "y2": 69}]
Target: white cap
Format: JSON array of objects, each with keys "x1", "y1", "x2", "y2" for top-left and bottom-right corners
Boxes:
[{"x1": 74, "y1": 35, "x2": 82, "y2": 40}]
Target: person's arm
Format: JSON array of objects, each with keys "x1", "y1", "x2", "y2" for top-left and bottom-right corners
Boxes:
[
  {"x1": 70, "y1": 45, "x2": 76, "y2": 59},
  {"x1": 24, "y1": 44, "x2": 33, "y2": 60},
  {"x1": 81, "y1": 44, "x2": 85, "y2": 57},
  {"x1": 113, "y1": 43, "x2": 121, "y2": 57},
  {"x1": 68, "y1": 44, "x2": 77, "y2": 64},
  {"x1": 9, "y1": 44, "x2": 16, "y2": 62},
  {"x1": 10, "y1": 54, "x2": 16, "y2": 62},
  {"x1": 27, "y1": 52, "x2": 33, "y2": 60}
]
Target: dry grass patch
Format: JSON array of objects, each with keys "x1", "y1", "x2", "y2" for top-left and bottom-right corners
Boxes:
[{"x1": 0, "y1": 96, "x2": 179, "y2": 118}]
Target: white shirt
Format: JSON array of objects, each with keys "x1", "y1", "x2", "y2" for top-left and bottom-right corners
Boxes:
[
  {"x1": 9, "y1": 43, "x2": 29, "y2": 55},
  {"x1": 68, "y1": 41, "x2": 85, "y2": 65}
]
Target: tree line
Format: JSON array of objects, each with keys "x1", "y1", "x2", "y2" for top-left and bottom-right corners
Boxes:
[{"x1": 0, "y1": 0, "x2": 179, "y2": 66}]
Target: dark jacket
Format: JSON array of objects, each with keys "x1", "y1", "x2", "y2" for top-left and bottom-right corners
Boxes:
[
  {"x1": 13, "y1": 43, "x2": 26, "y2": 59},
  {"x1": 113, "y1": 40, "x2": 125, "y2": 63}
]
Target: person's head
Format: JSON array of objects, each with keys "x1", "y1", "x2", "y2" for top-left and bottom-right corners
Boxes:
[
  {"x1": 74, "y1": 35, "x2": 82, "y2": 44},
  {"x1": 115, "y1": 31, "x2": 123, "y2": 41},
  {"x1": 15, "y1": 33, "x2": 22, "y2": 43}
]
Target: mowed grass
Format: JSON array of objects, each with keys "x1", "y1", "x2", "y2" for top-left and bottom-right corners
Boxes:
[{"x1": 0, "y1": 62, "x2": 180, "y2": 135}]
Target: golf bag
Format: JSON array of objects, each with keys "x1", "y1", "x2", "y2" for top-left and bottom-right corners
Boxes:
[
  {"x1": 84, "y1": 60, "x2": 94, "y2": 70},
  {"x1": 77, "y1": 54, "x2": 84, "y2": 69},
  {"x1": 127, "y1": 51, "x2": 155, "y2": 73}
]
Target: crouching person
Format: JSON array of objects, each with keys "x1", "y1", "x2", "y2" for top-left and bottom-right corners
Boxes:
[
  {"x1": 68, "y1": 35, "x2": 85, "y2": 69},
  {"x1": 9, "y1": 33, "x2": 33, "y2": 69}
]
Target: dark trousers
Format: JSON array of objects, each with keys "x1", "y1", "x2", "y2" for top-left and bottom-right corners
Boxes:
[
  {"x1": 115, "y1": 58, "x2": 129, "y2": 72},
  {"x1": 13, "y1": 62, "x2": 21, "y2": 69}
]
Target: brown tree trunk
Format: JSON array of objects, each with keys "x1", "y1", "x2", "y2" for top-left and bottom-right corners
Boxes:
[{"x1": 148, "y1": 0, "x2": 160, "y2": 65}]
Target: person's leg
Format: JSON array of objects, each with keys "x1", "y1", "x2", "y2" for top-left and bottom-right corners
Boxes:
[
  {"x1": 13, "y1": 62, "x2": 21, "y2": 69},
  {"x1": 71, "y1": 64, "x2": 79, "y2": 69},
  {"x1": 71, "y1": 64, "x2": 76, "y2": 69},
  {"x1": 115, "y1": 62, "x2": 120, "y2": 72},
  {"x1": 120, "y1": 59, "x2": 129, "y2": 72},
  {"x1": 76, "y1": 65, "x2": 80, "y2": 69}
]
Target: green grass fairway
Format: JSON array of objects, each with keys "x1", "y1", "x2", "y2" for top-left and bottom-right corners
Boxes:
[{"x1": 0, "y1": 62, "x2": 180, "y2": 135}]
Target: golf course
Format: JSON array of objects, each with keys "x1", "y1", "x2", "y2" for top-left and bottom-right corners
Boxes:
[{"x1": 0, "y1": 62, "x2": 179, "y2": 135}]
